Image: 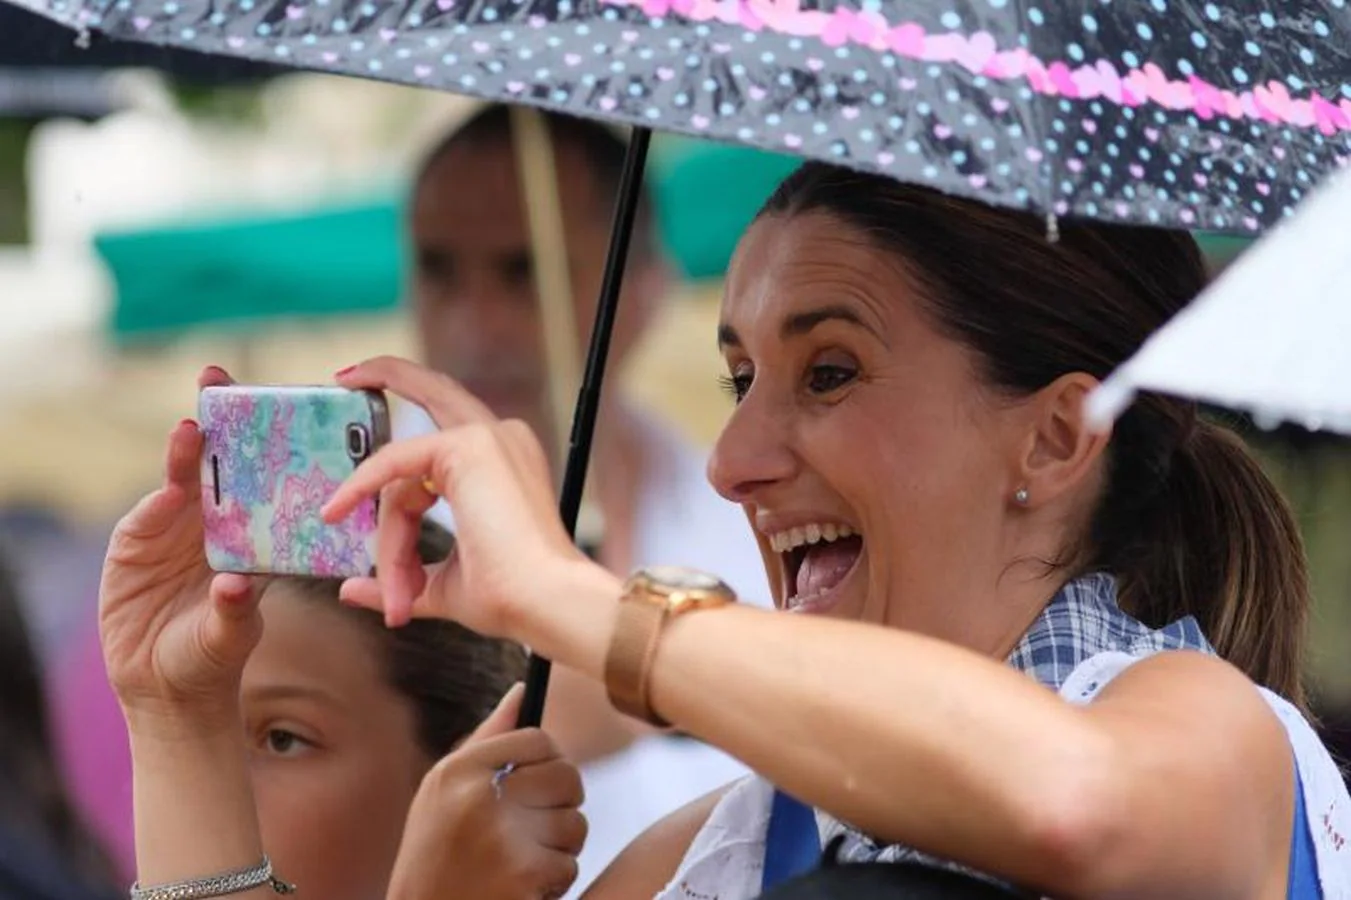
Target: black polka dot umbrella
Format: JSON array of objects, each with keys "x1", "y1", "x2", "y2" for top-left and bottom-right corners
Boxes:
[{"x1": 13, "y1": 0, "x2": 1347, "y2": 724}]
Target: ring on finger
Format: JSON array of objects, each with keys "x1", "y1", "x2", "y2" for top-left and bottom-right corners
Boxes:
[{"x1": 491, "y1": 761, "x2": 516, "y2": 800}]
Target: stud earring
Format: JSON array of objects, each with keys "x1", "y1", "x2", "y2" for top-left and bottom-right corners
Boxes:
[{"x1": 1014, "y1": 487, "x2": 1030, "y2": 505}]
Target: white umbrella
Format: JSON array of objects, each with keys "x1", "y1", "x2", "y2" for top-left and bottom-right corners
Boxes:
[{"x1": 1088, "y1": 163, "x2": 1351, "y2": 437}]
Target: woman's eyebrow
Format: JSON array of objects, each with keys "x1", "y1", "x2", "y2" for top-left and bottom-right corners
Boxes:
[{"x1": 717, "y1": 304, "x2": 884, "y2": 350}]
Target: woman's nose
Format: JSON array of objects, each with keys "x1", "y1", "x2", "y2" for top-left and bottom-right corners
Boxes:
[{"x1": 707, "y1": 397, "x2": 798, "y2": 504}]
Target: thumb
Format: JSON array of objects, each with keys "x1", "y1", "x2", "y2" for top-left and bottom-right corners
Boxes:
[
  {"x1": 198, "y1": 573, "x2": 264, "y2": 670},
  {"x1": 464, "y1": 682, "x2": 526, "y2": 746}
]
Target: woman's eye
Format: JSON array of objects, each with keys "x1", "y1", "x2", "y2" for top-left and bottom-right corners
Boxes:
[{"x1": 808, "y1": 365, "x2": 857, "y2": 394}]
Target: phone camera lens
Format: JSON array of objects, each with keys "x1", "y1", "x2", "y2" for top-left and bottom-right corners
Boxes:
[{"x1": 346, "y1": 424, "x2": 370, "y2": 460}]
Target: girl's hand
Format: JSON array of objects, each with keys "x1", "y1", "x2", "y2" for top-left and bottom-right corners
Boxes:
[
  {"x1": 388, "y1": 684, "x2": 588, "y2": 900},
  {"x1": 99, "y1": 366, "x2": 263, "y2": 733}
]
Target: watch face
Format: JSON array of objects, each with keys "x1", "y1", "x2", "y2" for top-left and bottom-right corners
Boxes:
[{"x1": 642, "y1": 565, "x2": 728, "y2": 593}]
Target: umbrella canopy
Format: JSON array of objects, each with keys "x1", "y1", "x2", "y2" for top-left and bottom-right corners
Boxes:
[
  {"x1": 0, "y1": 2, "x2": 280, "y2": 84},
  {"x1": 1088, "y1": 164, "x2": 1351, "y2": 437},
  {"x1": 9, "y1": 0, "x2": 1349, "y2": 235}
]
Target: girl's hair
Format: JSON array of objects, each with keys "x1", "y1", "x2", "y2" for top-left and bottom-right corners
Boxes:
[
  {"x1": 0, "y1": 549, "x2": 119, "y2": 889},
  {"x1": 759, "y1": 163, "x2": 1310, "y2": 710},
  {"x1": 279, "y1": 521, "x2": 527, "y2": 756}
]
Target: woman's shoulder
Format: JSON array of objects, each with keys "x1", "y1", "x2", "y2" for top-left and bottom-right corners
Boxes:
[
  {"x1": 1064, "y1": 648, "x2": 1351, "y2": 897},
  {"x1": 583, "y1": 777, "x2": 757, "y2": 900}
]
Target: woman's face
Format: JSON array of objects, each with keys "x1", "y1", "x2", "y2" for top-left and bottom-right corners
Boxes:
[
  {"x1": 240, "y1": 584, "x2": 431, "y2": 900},
  {"x1": 709, "y1": 211, "x2": 1039, "y2": 652}
]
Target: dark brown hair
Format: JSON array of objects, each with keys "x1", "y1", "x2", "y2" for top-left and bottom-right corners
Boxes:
[
  {"x1": 277, "y1": 521, "x2": 526, "y2": 757},
  {"x1": 0, "y1": 549, "x2": 119, "y2": 891},
  {"x1": 759, "y1": 163, "x2": 1310, "y2": 709}
]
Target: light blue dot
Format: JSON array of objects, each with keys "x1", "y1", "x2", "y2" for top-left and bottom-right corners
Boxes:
[
  {"x1": 814, "y1": 122, "x2": 828, "y2": 134},
  {"x1": 1015, "y1": 187, "x2": 1030, "y2": 203},
  {"x1": 674, "y1": 93, "x2": 688, "y2": 106},
  {"x1": 766, "y1": 113, "x2": 782, "y2": 125},
  {"x1": 1300, "y1": 47, "x2": 1316, "y2": 65},
  {"x1": 923, "y1": 165, "x2": 938, "y2": 179},
  {"x1": 1008, "y1": 123, "x2": 1024, "y2": 137},
  {"x1": 1288, "y1": 75, "x2": 1306, "y2": 91},
  {"x1": 1259, "y1": 11, "x2": 1275, "y2": 27},
  {"x1": 1178, "y1": 59, "x2": 1194, "y2": 76},
  {"x1": 1150, "y1": 0, "x2": 1165, "y2": 10},
  {"x1": 1315, "y1": 20, "x2": 1330, "y2": 37},
  {"x1": 952, "y1": 150, "x2": 968, "y2": 165},
  {"x1": 1082, "y1": 13, "x2": 1097, "y2": 31},
  {"x1": 275, "y1": 44, "x2": 290, "y2": 56},
  {"x1": 1204, "y1": 2, "x2": 1220, "y2": 19},
  {"x1": 980, "y1": 137, "x2": 995, "y2": 150},
  {"x1": 737, "y1": 128, "x2": 754, "y2": 140},
  {"x1": 988, "y1": 0, "x2": 1008, "y2": 7},
  {"x1": 702, "y1": 78, "x2": 717, "y2": 91},
  {"x1": 906, "y1": 139, "x2": 921, "y2": 154},
  {"x1": 822, "y1": 82, "x2": 838, "y2": 97},
  {"x1": 855, "y1": 70, "x2": 870, "y2": 83},
  {"x1": 1122, "y1": 50, "x2": 1140, "y2": 68},
  {"x1": 1136, "y1": 22, "x2": 1152, "y2": 41},
  {"x1": 870, "y1": 91, "x2": 885, "y2": 105},
  {"x1": 720, "y1": 102, "x2": 735, "y2": 115},
  {"x1": 941, "y1": 10, "x2": 961, "y2": 28},
  {"x1": 776, "y1": 73, "x2": 791, "y2": 87},
  {"x1": 644, "y1": 108, "x2": 661, "y2": 120},
  {"x1": 1244, "y1": 40, "x2": 1261, "y2": 56},
  {"x1": 1028, "y1": 6, "x2": 1044, "y2": 25},
  {"x1": 888, "y1": 115, "x2": 903, "y2": 129},
  {"x1": 1191, "y1": 32, "x2": 1206, "y2": 49},
  {"x1": 860, "y1": 129, "x2": 875, "y2": 141},
  {"x1": 1232, "y1": 66, "x2": 1249, "y2": 84},
  {"x1": 830, "y1": 141, "x2": 846, "y2": 156},
  {"x1": 1068, "y1": 43, "x2": 1085, "y2": 62},
  {"x1": 483, "y1": 7, "x2": 497, "y2": 19},
  {"x1": 794, "y1": 98, "x2": 811, "y2": 112}
]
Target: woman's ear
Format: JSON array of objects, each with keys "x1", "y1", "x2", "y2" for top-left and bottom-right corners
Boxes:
[{"x1": 1013, "y1": 373, "x2": 1112, "y2": 509}]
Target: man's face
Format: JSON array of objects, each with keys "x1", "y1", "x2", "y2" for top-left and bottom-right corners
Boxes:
[{"x1": 409, "y1": 133, "x2": 649, "y2": 435}]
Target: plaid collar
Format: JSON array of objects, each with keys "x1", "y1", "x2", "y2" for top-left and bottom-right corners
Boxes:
[
  {"x1": 1006, "y1": 572, "x2": 1215, "y2": 691},
  {"x1": 816, "y1": 573, "x2": 1215, "y2": 877}
]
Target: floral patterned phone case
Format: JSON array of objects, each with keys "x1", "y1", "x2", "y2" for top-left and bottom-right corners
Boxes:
[{"x1": 199, "y1": 385, "x2": 391, "y2": 578}]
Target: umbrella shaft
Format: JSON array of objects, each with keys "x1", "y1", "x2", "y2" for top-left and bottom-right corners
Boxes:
[{"x1": 516, "y1": 126, "x2": 653, "y2": 730}]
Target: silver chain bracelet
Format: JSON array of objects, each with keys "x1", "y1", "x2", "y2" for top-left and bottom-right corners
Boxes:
[{"x1": 129, "y1": 855, "x2": 296, "y2": 900}]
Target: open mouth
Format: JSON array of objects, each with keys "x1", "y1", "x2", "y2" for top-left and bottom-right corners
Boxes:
[{"x1": 769, "y1": 523, "x2": 865, "y2": 614}]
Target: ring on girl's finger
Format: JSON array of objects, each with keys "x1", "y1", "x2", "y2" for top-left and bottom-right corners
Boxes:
[{"x1": 491, "y1": 761, "x2": 516, "y2": 800}]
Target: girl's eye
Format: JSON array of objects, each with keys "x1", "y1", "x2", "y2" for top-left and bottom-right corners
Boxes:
[
  {"x1": 808, "y1": 365, "x2": 857, "y2": 394},
  {"x1": 717, "y1": 371, "x2": 753, "y2": 403},
  {"x1": 265, "y1": 729, "x2": 309, "y2": 756}
]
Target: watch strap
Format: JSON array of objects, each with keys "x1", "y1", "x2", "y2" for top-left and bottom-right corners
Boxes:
[{"x1": 604, "y1": 590, "x2": 672, "y2": 727}]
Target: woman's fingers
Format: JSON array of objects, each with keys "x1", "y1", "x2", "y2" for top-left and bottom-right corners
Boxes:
[
  {"x1": 321, "y1": 433, "x2": 458, "y2": 524},
  {"x1": 197, "y1": 365, "x2": 236, "y2": 390},
  {"x1": 375, "y1": 478, "x2": 438, "y2": 627},
  {"x1": 335, "y1": 356, "x2": 495, "y2": 428}
]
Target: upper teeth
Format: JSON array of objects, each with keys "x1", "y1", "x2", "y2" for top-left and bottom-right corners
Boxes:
[{"x1": 769, "y1": 523, "x2": 856, "y2": 554}]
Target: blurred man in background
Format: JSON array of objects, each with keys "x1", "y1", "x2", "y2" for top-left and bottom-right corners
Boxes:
[{"x1": 395, "y1": 104, "x2": 769, "y2": 893}]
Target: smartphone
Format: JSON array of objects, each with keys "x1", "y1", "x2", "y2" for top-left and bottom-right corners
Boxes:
[{"x1": 199, "y1": 384, "x2": 391, "y2": 578}]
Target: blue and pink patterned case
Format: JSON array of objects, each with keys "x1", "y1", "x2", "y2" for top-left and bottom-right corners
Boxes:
[{"x1": 199, "y1": 385, "x2": 390, "y2": 578}]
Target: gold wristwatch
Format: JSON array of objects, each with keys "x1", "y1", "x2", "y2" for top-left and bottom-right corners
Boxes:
[{"x1": 604, "y1": 565, "x2": 737, "y2": 727}]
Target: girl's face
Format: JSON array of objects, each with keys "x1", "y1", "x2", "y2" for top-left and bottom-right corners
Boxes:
[{"x1": 240, "y1": 584, "x2": 432, "y2": 900}]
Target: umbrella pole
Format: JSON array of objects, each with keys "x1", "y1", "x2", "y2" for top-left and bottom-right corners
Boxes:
[{"x1": 516, "y1": 125, "x2": 652, "y2": 730}]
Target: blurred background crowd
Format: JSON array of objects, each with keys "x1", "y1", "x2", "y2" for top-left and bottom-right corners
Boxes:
[{"x1": 0, "y1": 18, "x2": 1349, "y2": 899}]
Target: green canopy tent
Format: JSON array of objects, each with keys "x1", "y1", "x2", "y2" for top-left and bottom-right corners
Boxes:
[{"x1": 96, "y1": 141, "x2": 1252, "y2": 343}]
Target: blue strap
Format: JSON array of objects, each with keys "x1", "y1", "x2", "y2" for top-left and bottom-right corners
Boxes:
[
  {"x1": 1289, "y1": 764, "x2": 1321, "y2": 899},
  {"x1": 762, "y1": 789, "x2": 822, "y2": 892}
]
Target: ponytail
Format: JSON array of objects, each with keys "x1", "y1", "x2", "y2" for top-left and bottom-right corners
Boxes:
[{"x1": 1097, "y1": 412, "x2": 1310, "y2": 712}]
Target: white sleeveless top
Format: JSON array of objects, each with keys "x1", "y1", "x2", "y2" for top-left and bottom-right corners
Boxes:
[{"x1": 652, "y1": 579, "x2": 1351, "y2": 900}]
